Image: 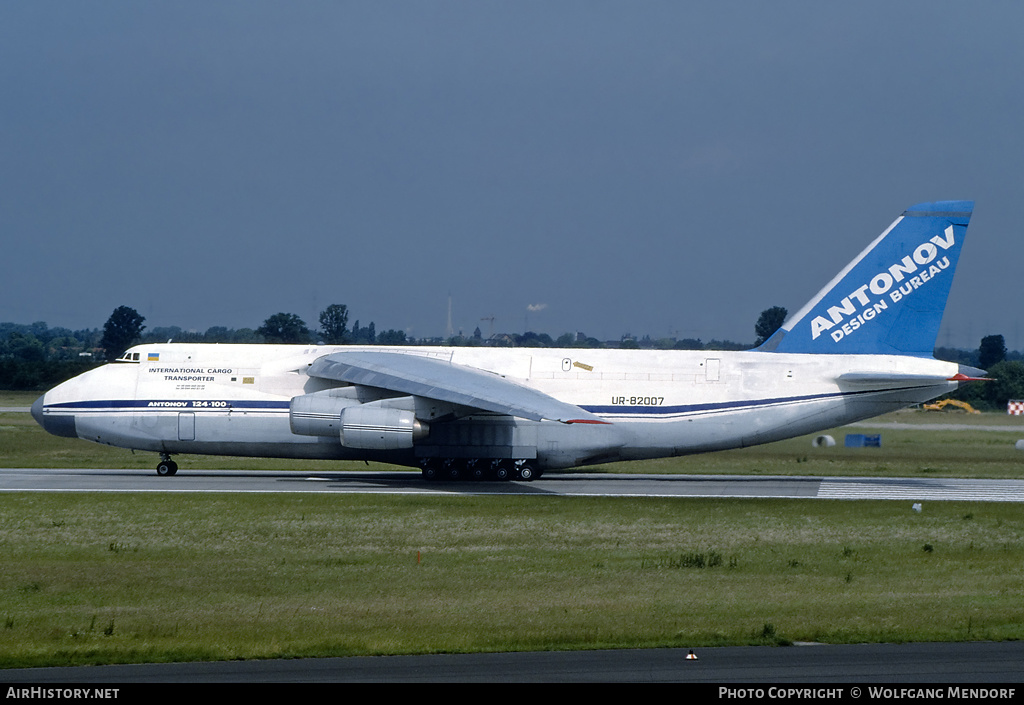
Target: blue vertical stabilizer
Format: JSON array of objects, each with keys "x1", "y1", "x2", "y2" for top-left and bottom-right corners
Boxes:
[{"x1": 759, "y1": 201, "x2": 973, "y2": 356}]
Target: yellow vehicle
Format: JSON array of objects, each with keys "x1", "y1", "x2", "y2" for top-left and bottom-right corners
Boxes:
[{"x1": 922, "y1": 399, "x2": 980, "y2": 414}]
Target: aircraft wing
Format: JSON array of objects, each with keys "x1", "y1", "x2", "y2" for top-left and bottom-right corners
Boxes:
[{"x1": 307, "y1": 351, "x2": 609, "y2": 424}]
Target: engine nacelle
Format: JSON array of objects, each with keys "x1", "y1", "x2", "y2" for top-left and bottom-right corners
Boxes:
[
  {"x1": 339, "y1": 406, "x2": 427, "y2": 450},
  {"x1": 290, "y1": 391, "x2": 428, "y2": 449},
  {"x1": 289, "y1": 390, "x2": 361, "y2": 437}
]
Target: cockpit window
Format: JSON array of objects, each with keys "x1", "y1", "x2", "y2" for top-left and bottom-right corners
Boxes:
[{"x1": 116, "y1": 352, "x2": 141, "y2": 363}]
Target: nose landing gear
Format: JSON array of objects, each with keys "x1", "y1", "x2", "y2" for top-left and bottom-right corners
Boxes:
[{"x1": 156, "y1": 453, "x2": 178, "y2": 476}]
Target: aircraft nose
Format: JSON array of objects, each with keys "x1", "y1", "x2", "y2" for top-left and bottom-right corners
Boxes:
[
  {"x1": 31, "y1": 394, "x2": 78, "y2": 438},
  {"x1": 31, "y1": 394, "x2": 45, "y2": 426}
]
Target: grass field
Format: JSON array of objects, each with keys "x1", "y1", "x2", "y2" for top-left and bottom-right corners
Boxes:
[
  {"x1": 2, "y1": 494, "x2": 1022, "y2": 668},
  {"x1": 2, "y1": 396, "x2": 1023, "y2": 668}
]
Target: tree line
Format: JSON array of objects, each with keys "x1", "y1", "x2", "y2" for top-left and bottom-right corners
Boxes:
[
  {"x1": 2, "y1": 303, "x2": 756, "y2": 363},
  {"x1": 3, "y1": 306, "x2": 1023, "y2": 409}
]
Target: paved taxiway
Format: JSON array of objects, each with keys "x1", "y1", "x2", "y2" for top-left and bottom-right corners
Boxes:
[{"x1": 3, "y1": 467, "x2": 1024, "y2": 501}]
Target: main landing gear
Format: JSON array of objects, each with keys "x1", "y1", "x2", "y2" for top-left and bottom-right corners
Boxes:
[
  {"x1": 418, "y1": 458, "x2": 542, "y2": 482},
  {"x1": 156, "y1": 453, "x2": 178, "y2": 476}
]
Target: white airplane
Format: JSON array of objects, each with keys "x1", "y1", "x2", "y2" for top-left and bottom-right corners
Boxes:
[{"x1": 33, "y1": 201, "x2": 982, "y2": 481}]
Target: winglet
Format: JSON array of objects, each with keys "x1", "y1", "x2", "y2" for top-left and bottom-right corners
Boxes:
[{"x1": 759, "y1": 201, "x2": 973, "y2": 356}]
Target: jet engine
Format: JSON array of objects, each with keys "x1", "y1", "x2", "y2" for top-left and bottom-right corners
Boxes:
[
  {"x1": 338, "y1": 405, "x2": 427, "y2": 450},
  {"x1": 289, "y1": 390, "x2": 428, "y2": 450}
]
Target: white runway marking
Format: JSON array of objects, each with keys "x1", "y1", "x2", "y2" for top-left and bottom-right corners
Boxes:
[{"x1": 817, "y1": 477, "x2": 1024, "y2": 502}]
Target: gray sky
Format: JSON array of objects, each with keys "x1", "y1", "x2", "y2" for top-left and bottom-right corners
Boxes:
[{"x1": 2, "y1": 1, "x2": 1021, "y2": 348}]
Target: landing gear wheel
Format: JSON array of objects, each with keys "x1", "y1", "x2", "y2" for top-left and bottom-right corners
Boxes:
[
  {"x1": 492, "y1": 460, "x2": 511, "y2": 482},
  {"x1": 420, "y1": 460, "x2": 440, "y2": 481},
  {"x1": 444, "y1": 459, "x2": 462, "y2": 481},
  {"x1": 156, "y1": 460, "x2": 178, "y2": 476},
  {"x1": 515, "y1": 461, "x2": 538, "y2": 482},
  {"x1": 466, "y1": 459, "x2": 486, "y2": 481}
]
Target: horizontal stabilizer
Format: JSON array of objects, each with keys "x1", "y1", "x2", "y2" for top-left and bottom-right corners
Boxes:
[
  {"x1": 837, "y1": 372, "x2": 958, "y2": 386},
  {"x1": 838, "y1": 364, "x2": 989, "y2": 386}
]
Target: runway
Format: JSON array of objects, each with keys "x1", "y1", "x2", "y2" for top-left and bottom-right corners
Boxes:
[
  {"x1": 3, "y1": 467, "x2": 1024, "y2": 502},
  {"x1": 2, "y1": 641, "x2": 1022, "y2": 683}
]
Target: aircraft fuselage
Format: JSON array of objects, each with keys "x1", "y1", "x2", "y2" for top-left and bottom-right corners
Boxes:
[{"x1": 34, "y1": 343, "x2": 962, "y2": 471}]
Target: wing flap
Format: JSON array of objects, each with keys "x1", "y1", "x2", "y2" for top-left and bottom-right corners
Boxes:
[{"x1": 307, "y1": 351, "x2": 608, "y2": 424}]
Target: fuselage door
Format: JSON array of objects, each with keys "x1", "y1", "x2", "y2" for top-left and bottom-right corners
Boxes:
[
  {"x1": 705, "y1": 358, "x2": 721, "y2": 382},
  {"x1": 178, "y1": 412, "x2": 196, "y2": 441}
]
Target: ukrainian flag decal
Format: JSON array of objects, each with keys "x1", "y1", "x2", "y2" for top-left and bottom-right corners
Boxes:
[{"x1": 148, "y1": 352, "x2": 160, "y2": 362}]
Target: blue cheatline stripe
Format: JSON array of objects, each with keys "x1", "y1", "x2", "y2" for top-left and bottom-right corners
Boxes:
[
  {"x1": 582, "y1": 385, "x2": 929, "y2": 420},
  {"x1": 44, "y1": 400, "x2": 291, "y2": 411}
]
